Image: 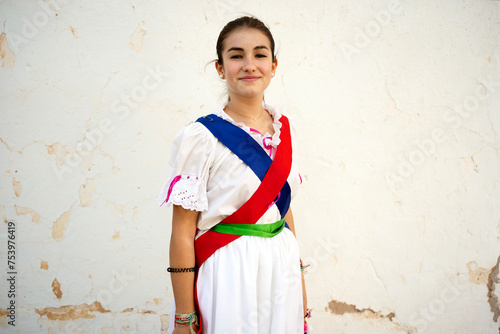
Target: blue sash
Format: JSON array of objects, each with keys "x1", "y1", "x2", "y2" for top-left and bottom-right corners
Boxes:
[{"x1": 197, "y1": 114, "x2": 291, "y2": 219}]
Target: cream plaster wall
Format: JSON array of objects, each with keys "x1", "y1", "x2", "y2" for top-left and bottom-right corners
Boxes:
[{"x1": 0, "y1": 0, "x2": 499, "y2": 333}]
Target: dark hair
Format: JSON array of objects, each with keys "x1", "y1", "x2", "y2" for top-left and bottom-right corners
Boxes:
[{"x1": 216, "y1": 16, "x2": 276, "y2": 65}]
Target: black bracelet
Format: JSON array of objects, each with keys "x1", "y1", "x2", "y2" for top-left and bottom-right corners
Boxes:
[{"x1": 167, "y1": 267, "x2": 197, "y2": 273}]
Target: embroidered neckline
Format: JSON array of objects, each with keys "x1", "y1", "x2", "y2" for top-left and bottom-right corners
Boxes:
[{"x1": 215, "y1": 102, "x2": 282, "y2": 148}]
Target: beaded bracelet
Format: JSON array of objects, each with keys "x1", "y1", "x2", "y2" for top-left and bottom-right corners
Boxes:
[
  {"x1": 167, "y1": 267, "x2": 197, "y2": 273},
  {"x1": 175, "y1": 312, "x2": 198, "y2": 334}
]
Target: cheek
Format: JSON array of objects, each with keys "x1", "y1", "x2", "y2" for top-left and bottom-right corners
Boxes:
[
  {"x1": 259, "y1": 61, "x2": 274, "y2": 73},
  {"x1": 226, "y1": 64, "x2": 240, "y2": 77}
]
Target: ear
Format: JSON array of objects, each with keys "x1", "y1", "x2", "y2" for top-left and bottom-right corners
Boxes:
[
  {"x1": 215, "y1": 60, "x2": 224, "y2": 77},
  {"x1": 272, "y1": 58, "x2": 278, "y2": 75}
]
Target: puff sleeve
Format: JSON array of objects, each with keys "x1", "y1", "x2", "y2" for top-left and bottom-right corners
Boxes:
[{"x1": 157, "y1": 122, "x2": 216, "y2": 211}]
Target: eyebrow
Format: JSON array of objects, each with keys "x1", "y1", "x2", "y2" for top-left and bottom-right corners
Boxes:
[{"x1": 227, "y1": 45, "x2": 270, "y2": 53}]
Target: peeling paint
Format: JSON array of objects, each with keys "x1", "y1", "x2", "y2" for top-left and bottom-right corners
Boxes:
[
  {"x1": 79, "y1": 178, "x2": 96, "y2": 206},
  {"x1": 0, "y1": 32, "x2": 15, "y2": 68},
  {"x1": 487, "y1": 256, "x2": 500, "y2": 322},
  {"x1": 52, "y1": 210, "x2": 70, "y2": 240},
  {"x1": 12, "y1": 178, "x2": 22, "y2": 197},
  {"x1": 328, "y1": 300, "x2": 394, "y2": 320},
  {"x1": 41, "y1": 260, "x2": 49, "y2": 270},
  {"x1": 52, "y1": 278, "x2": 62, "y2": 299},
  {"x1": 129, "y1": 24, "x2": 146, "y2": 51},
  {"x1": 327, "y1": 300, "x2": 412, "y2": 331},
  {"x1": 467, "y1": 261, "x2": 491, "y2": 285},
  {"x1": 153, "y1": 298, "x2": 162, "y2": 305},
  {"x1": 35, "y1": 301, "x2": 110, "y2": 320},
  {"x1": 112, "y1": 231, "x2": 120, "y2": 240},
  {"x1": 120, "y1": 307, "x2": 156, "y2": 314},
  {"x1": 15, "y1": 205, "x2": 40, "y2": 223}
]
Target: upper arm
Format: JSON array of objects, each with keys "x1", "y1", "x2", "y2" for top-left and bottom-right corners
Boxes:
[{"x1": 171, "y1": 205, "x2": 199, "y2": 241}]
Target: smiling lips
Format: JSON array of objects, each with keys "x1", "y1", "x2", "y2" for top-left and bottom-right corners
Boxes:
[{"x1": 239, "y1": 76, "x2": 260, "y2": 82}]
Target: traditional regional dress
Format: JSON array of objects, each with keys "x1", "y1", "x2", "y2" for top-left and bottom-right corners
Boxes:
[{"x1": 158, "y1": 103, "x2": 304, "y2": 334}]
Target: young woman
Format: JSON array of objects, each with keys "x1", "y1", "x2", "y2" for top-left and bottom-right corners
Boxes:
[{"x1": 158, "y1": 16, "x2": 308, "y2": 334}]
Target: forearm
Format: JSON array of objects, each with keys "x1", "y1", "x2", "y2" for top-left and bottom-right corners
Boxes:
[
  {"x1": 170, "y1": 235, "x2": 196, "y2": 313},
  {"x1": 169, "y1": 205, "x2": 199, "y2": 314}
]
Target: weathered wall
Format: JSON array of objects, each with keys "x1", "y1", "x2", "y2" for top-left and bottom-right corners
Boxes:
[{"x1": 0, "y1": 0, "x2": 499, "y2": 333}]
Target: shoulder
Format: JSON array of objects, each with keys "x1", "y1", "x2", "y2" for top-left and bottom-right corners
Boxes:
[{"x1": 172, "y1": 119, "x2": 217, "y2": 147}]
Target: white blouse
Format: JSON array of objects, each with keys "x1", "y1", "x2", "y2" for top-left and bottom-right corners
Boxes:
[{"x1": 157, "y1": 102, "x2": 302, "y2": 234}]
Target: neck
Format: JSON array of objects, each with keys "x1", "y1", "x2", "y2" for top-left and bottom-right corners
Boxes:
[{"x1": 226, "y1": 95, "x2": 264, "y2": 119}]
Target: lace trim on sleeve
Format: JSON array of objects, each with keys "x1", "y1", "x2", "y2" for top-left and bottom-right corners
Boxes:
[{"x1": 157, "y1": 174, "x2": 208, "y2": 211}]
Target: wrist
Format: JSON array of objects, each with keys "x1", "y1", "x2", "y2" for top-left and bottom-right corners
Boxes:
[{"x1": 174, "y1": 311, "x2": 199, "y2": 328}]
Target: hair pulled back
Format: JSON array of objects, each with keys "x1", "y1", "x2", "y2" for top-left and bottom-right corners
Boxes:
[{"x1": 216, "y1": 16, "x2": 276, "y2": 65}]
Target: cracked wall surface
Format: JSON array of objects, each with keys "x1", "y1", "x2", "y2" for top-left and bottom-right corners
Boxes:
[{"x1": 0, "y1": 0, "x2": 499, "y2": 333}]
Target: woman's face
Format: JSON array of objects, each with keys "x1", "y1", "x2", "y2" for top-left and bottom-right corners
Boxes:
[{"x1": 216, "y1": 28, "x2": 277, "y2": 101}]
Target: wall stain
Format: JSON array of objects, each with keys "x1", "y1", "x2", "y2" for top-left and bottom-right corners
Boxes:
[
  {"x1": 36, "y1": 301, "x2": 110, "y2": 320},
  {"x1": 52, "y1": 210, "x2": 70, "y2": 240},
  {"x1": 46, "y1": 142, "x2": 73, "y2": 166},
  {"x1": 327, "y1": 300, "x2": 414, "y2": 332},
  {"x1": 487, "y1": 255, "x2": 500, "y2": 323},
  {"x1": 79, "y1": 178, "x2": 96, "y2": 206},
  {"x1": 112, "y1": 231, "x2": 120, "y2": 240},
  {"x1": 0, "y1": 32, "x2": 15, "y2": 68},
  {"x1": 70, "y1": 26, "x2": 77, "y2": 37},
  {"x1": 41, "y1": 260, "x2": 49, "y2": 270},
  {"x1": 15, "y1": 205, "x2": 40, "y2": 223},
  {"x1": 129, "y1": 23, "x2": 146, "y2": 51},
  {"x1": 12, "y1": 178, "x2": 22, "y2": 197},
  {"x1": 52, "y1": 278, "x2": 62, "y2": 299},
  {"x1": 467, "y1": 261, "x2": 491, "y2": 285}
]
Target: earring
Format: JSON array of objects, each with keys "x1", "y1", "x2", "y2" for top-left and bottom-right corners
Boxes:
[
  {"x1": 271, "y1": 73, "x2": 275, "y2": 77},
  {"x1": 219, "y1": 74, "x2": 224, "y2": 79}
]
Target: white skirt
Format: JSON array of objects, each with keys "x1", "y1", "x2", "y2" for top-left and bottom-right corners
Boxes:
[{"x1": 169, "y1": 228, "x2": 304, "y2": 334}]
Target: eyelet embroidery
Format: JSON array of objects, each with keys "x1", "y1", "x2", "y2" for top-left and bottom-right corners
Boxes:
[{"x1": 162, "y1": 175, "x2": 207, "y2": 211}]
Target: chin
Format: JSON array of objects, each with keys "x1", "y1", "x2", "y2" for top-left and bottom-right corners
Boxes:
[{"x1": 231, "y1": 88, "x2": 265, "y2": 99}]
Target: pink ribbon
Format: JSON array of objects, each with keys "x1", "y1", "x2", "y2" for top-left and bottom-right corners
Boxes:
[
  {"x1": 249, "y1": 129, "x2": 278, "y2": 208},
  {"x1": 262, "y1": 136, "x2": 275, "y2": 158},
  {"x1": 161, "y1": 175, "x2": 182, "y2": 206}
]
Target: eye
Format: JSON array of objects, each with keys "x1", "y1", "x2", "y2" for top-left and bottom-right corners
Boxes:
[
  {"x1": 230, "y1": 54, "x2": 243, "y2": 59},
  {"x1": 256, "y1": 54, "x2": 267, "y2": 58}
]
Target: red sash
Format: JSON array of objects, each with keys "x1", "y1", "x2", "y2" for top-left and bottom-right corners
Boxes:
[{"x1": 194, "y1": 115, "x2": 293, "y2": 267}]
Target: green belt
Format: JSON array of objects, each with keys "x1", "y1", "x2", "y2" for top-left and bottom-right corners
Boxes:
[{"x1": 210, "y1": 218, "x2": 285, "y2": 238}]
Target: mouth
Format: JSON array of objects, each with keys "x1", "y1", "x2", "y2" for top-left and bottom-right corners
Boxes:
[{"x1": 239, "y1": 76, "x2": 260, "y2": 82}]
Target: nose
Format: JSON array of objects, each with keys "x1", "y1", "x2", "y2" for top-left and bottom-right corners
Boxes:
[{"x1": 242, "y1": 55, "x2": 256, "y2": 72}]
